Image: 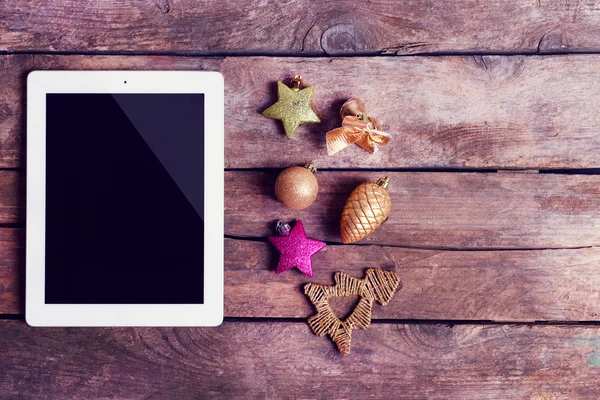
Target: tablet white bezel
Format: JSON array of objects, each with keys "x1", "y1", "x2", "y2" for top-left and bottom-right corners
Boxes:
[{"x1": 26, "y1": 70, "x2": 224, "y2": 327}]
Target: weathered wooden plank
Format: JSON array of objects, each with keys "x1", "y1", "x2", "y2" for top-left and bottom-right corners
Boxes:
[
  {"x1": 0, "y1": 229, "x2": 23, "y2": 314},
  {"x1": 3, "y1": 55, "x2": 600, "y2": 169},
  {"x1": 4, "y1": 169, "x2": 597, "y2": 248},
  {"x1": 0, "y1": 55, "x2": 31, "y2": 168},
  {"x1": 1, "y1": 320, "x2": 600, "y2": 399},
  {"x1": 225, "y1": 239, "x2": 600, "y2": 322},
  {"x1": 0, "y1": 171, "x2": 24, "y2": 224},
  {"x1": 222, "y1": 55, "x2": 600, "y2": 169},
  {"x1": 2, "y1": 0, "x2": 600, "y2": 54},
  {"x1": 0, "y1": 55, "x2": 221, "y2": 168},
  {"x1": 225, "y1": 171, "x2": 600, "y2": 249},
  {"x1": 4, "y1": 233, "x2": 600, "y2": 322}
]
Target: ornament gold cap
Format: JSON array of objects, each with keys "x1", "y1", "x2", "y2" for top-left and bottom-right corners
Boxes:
[
  {"x1": 290, "y1": 74, "x2": 303, "y2": 90},
  {"x1": 376, "y1": 176, "x2": 390, "y2": 189},
  {"x1": 304, "y1": 163, "x2": 317, "y2": 174},
  {"x1": 340, "y1": 98, "x2": 367, "y2": 120}
]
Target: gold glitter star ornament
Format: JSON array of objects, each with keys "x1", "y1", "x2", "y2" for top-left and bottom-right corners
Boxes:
[{"x1": 262, "y1": 75, "x2": 321, "y2": 138}]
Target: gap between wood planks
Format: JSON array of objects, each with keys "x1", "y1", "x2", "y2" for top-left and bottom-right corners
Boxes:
[
  {"x1": 2, "y1": 167, "x2": 599, "y2": 175},
  {"x1": 5, "y1": 49, "x2": 600, "y2": 58},
  {"x1": 224, "y1": 317, "x2": 600, "y2": 326},
  {"x1": 223, "y1": 234, "x2": 596, "y2": 252},
  {"x1": 5, "y1": 167, "x2": 600, "y2": 174},
  {"x1": 0, "y1": 223, "x2": 23, "y2": 229},
  {"x1": 222, "y1": 167, "x2": 600, "y2": 175},
  {"x1": 4, "y1": 314, "x2": 600, "y2": 327}
]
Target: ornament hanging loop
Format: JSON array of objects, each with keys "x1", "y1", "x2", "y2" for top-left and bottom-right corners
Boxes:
[
  {"x1": 376, "y1": 176, "x2": 390, "y2": 189},
  {"x1": 276, "y1": 220, "x2": 292, "y2": 237},
  {"x1": 304, "y1": 162, "x2": 317, "y2": 174},
  {"x1": 341, "y1": 98, "x2": 367, "y2": 119},
  {"x1": 290, "y1": 74, "x2": 304, "y2": 90}
]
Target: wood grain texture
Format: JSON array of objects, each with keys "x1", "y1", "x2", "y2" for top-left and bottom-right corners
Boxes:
[
  {"x1": 0, "y1": 171, "x2": 600, "y2": 249},
  {"x1": 225, "y1": 171, "x2": 600, "y2": 249},
  {"x1": 1, "y1": 320, "x2": 600, "y2": 399},
  {"x1": 0, "y1": 55, "x2": 220, "y2": 168},
  {"x1": 225, "y1": 239, "x2": 600, "y2": 322},
  {"x1": 6, "y1": 169, "x2": 598, "y2": 248},
  {"x1": 4, "y1": 235, "x2": 599, "y2": 321},
  {"x1": 0, "y1": 229, "x2": 23, "y2": 314},
  {"x1": 3, "y1": 0, "x2": 600, "y2": 54},
  {"x1": 223, "y1": 55, "x2": 600, "y2": 169},
  {"x1": 0, "y1": 55, "x2": 31, "y2": 168},
  {"x1": 0, "y1": 171, "x2": 24, "y2": 224},
  {"x1": 3, "y1": 54, "x2": 600, "y2": 169}
]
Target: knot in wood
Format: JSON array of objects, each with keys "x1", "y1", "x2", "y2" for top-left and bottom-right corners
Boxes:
[
  {"x1": 538, "y1": 31, "x2": 575, "y2": 53},
  {"x1": 320, "y1": 23, "x2": 366, "y2": 54}
]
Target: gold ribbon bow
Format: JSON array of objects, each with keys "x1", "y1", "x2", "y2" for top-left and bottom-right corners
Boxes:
[{"x1": 326, "y1": 98, "x2": 392, "y2": 156}]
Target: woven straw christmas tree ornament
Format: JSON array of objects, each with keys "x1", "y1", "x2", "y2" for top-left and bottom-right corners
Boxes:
[{"x1": 304, "y1": 268, "x2": 401, "y2": 355}]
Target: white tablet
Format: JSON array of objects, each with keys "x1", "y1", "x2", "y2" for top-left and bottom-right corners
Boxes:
[{"x1": 26, "y1": 70, "x2": 224, "y2": 327}]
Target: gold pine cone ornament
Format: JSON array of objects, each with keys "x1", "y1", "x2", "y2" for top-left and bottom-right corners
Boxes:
[{"x1": 340, "y1": 177, "x2": 391, "y2": 244}]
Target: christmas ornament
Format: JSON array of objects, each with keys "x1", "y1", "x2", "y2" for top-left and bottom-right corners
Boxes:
[
  {"x1": 268, "y1": 220, "x2": 326, "y2": 277},
  {"x1": 340, "y1": 176, "x2": 391, "y2": 244},
  {"x1": 275, "y1": 163, "x2": 318, "y2": 210},
  {"x1": 304, "y1": 268, "x2": 401, "y2": 355},
  {"x1": 326, "y1": 98, "x2": 392, "y2": 155},
  {"x1": 262, "y1": 75, "x2": 321, "y2": 138}
]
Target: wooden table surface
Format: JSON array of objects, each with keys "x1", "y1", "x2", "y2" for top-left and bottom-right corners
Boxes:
[{"x1": 2, "y1": 1, "x2": 600, "y2": 398}]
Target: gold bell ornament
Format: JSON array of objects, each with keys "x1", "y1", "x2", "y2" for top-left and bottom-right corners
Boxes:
[
  {"x1": 326, "y1": 98, "x2": 391, "y2": 155},
  {"x1": 340, "y1": 176, "x2": 391, "y2": 244}
]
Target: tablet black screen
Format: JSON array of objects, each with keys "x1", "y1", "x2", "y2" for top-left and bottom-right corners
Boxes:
[{"x1": 45, "y1": 93, "x2": 204, "y2": 304}]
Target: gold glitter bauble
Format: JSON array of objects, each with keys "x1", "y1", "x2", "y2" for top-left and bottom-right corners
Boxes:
[
  {"x1": 340, "y1": 177, "x2": 391, "y2": 244},
  {"x1": 275, "y1": 164, "x2": 318, "y2": 210}
]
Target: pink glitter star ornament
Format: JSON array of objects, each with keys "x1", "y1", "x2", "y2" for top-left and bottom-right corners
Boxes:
[{"x1": 268, "y1": 220, "x2": 326, "y2": 277}]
